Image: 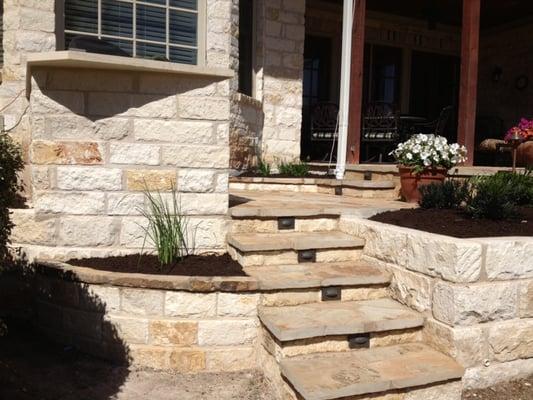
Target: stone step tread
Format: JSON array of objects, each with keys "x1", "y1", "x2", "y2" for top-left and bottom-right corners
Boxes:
[
  {"x1": 227, "y1": 231, "x2": 365, "y2": 252},
  {"x1": 245, "y1": 261, "x2": 390, "y2": 290},
  {"x1": 259, "y1": 298, "x2": 424, "y2": 342},
  {"x1": 280, "y1": 343, "x2": 464, "y2": 400}
]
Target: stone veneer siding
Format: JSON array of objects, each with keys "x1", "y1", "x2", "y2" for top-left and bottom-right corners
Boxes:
[
  {"x1": 340, "y1": 216, "x2": 533, "y2": 389},
  {"x1": 4, "y1": 0, "x2": 239, "y2": 257}
]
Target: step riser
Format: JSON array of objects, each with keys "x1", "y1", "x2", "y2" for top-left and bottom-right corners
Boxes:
[
  {"x1": 341, "y1": 187, "x2": 398, "y2": 200},
  {"x1": 260, "y1": 285, "x2": 389, "y2": 307},
  {"x1": 262, "y1": 326, "x2": 423, "y2": 362},
  {"x1": 228, "y1": 246, "x2": 364, "y2": 267},
  {"x1": 230, "y1": 217, "x2": 339, "y2": 234}
]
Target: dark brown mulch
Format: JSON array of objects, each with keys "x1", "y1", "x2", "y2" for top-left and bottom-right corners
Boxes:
[
  {"x1": 66, "y1": 253, "x2": 247, "y2": 276},
  {"x1": 463, "y1": 376, "x2": 533, "y2": 400},
  {"x1": 238, "y1": 171, "x2": 335, "y2": 179},
  {"x1": 370, "y1": 207, "x2": 533, "y2": 238}
]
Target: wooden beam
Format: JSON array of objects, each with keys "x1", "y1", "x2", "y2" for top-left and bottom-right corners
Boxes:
[
  {"x1": 457, "y1": 0, "x2": 480, "y2": 166},
  {"x1": 347, "y1": 0, "x2": 366, "y2": 164}
]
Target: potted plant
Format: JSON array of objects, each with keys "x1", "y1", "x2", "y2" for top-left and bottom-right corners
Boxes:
[
  {"x1": 505, "y1": 118, "x2": 533, "y2": 167},
  {"x1": 390, "y1": 134, "x2": 467, "y2": 203}
]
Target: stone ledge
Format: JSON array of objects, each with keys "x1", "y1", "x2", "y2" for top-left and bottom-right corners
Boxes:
[
  {"x1": 230, "y1": 176, "x2": 395, "y2": 189},
  {"x1": 26, "y1": 51, "x2": 234, "y2": 97},
  {"x1": 36, "y1": 260, "x2": 259, "y2": 293}
]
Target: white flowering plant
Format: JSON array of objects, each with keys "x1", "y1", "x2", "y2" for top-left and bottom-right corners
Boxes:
[{"x1": 390, "y1": 134, "x2": 467, "y2": 174}]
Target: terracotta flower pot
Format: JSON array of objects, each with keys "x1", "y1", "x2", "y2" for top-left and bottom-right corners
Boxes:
[
  {"x1": 516, "y1": 140, "x2": 533, "y2": 167},
  {"x1": 399, "y1": 166, "x2": 448, "y2": 203}
]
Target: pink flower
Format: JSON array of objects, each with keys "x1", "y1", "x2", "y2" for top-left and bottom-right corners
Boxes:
[{"x1": 504, "y1": 118, "x2": 533, "y2": 142}]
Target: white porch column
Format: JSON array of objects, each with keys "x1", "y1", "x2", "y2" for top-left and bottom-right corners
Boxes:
[{"x1": 335, "y1": 0, "x2": 355, "y2": 179}]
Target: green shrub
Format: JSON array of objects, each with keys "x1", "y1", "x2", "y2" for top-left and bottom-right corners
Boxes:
[
  {"x1": 256, "y1": 159, "x2": 271, "y2": 177},
  {"x1": 463, "y1": 171, "x2": 532, "y2": 220},
  {"x1": 419, "y1": 179, "x2": 469, "y2": 209},
  {"x1": 0, "y1": 134, "x2": 24, "y2": 263},
  {"x1": 138, "y1": 185, "x2": 191, "y2": 270},
  {"x1": 277, "y1": 160, "x2": 310, "y2": 177}
]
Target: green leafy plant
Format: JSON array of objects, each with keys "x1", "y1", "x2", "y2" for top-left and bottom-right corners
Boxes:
[
  {"x1": 277, "y1": 160, "x2": 310, "y2": 177},
  {"x1": 0, "y1": 134, "x2": 24, "y2": 263},
  {"x1": 138, "y1": 185, "x2": 191, "y2": 270},
  {"x1": 419, "y1": 179, "x2": 469, "y2": 209},
  {"x1": 463, "y1": 171, "x2": 533, "y2": 220},
  {"x1": 256, "y1": 159, "x2": 271, "y2": 177}
]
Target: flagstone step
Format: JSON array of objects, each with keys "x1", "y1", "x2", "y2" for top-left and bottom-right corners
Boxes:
[
  {"x1": 227, "y1": 231, "x2": 365, "y2": 253},
  {"x1": 245, "y1": 261, "x2": 390, "y2": 291},
  {"x1": 259, "y1": 298, "x2": 424, "y2": 342},
  {"x1": 280, "y1": 343, "x2": 464, "y2": 400}
]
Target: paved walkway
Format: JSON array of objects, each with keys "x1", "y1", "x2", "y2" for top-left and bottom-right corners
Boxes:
[{"x1": 230, "y1": 189, "x2": 414, "y2": 218}]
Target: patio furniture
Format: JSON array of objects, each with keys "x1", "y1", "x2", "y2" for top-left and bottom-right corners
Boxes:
[
  {"x1": 399, "y1": 115, "x2": 427, "y2": 141},
  {"x1": 409, "y1": 105, "x2": 453, "y2": 137},
  {"x1": 361, "y1": 102, "x2": 400, "y2": 163},
  {"x1": 310, "y1": 102, "x2": 339, "y2": 141},
  {"x1": 475, "y1": 116, "x2": 505, "y2": 165}
]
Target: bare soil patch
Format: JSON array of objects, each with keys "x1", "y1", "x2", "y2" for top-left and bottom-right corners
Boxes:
[
  {"x1": 370, "y1": 207, "x2": 533, "y2": 238},
  {"x1": 66, "y1": 253, "x2": 247, "y2": 276},
  {"x1": 0, "y1": 318, "x2": 275, "y2": 400}
]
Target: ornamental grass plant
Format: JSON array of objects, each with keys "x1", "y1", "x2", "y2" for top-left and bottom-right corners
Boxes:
[{"x1": 138, "y1": 185, "x2": 191, "y2": 270}]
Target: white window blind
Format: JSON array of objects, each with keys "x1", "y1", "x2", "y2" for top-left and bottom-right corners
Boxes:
[{"x1": 64, "y1": 0, "x2": 200, "y2": 65}]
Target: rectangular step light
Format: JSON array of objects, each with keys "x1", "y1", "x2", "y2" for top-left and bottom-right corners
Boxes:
[
  {"x1": 321, "y1": 286, "x2": 341, "y2": 301},
  {"x1": 277, "y1": 217, "x2": 295, "y2": 230},
  {"x1": 298, "y1": 249, "x2": 316, "y2": 263},
  {"x1": 348, "y1": 333, "x2": 370, "y2": 349},
  {"x1": 335, "y1": 187, "x2": 343, "y2": 196}
]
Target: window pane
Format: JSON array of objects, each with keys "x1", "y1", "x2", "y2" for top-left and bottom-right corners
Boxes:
[
  {"x1": 105, "y1": 38, "x2": 134, "y2": 56},
  {"x1": 65, "y1": 0, "x2": 98, "y2": 33},
  {"x1": 137, "y1": 42, "x2": 167, "y2": 60},
  {"x1": 169, "y1": 46, "x2": 197, "y2": 65},
  {"x1": 102, "y1": 0, "x2": 133, "y2": 38},
  {"x1": 136, "y1": 4, "x2": 166, "y2": 43},
  {"x1": 170, "y1": 0, "x2": 197, "y2": 10},
  {"x1": 141, "y1": 0, "x2": 166, "y2": 5},
  {"x1": 169, "y1": 10, "x2": 197, "y2": 46}
]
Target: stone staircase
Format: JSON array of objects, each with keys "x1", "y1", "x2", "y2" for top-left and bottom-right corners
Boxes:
[{"x1": 228, "y1": 206, "x2": 464, "y2": 400}]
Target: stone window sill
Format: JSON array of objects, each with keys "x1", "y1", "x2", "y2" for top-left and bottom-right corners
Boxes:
[{"x1": 26, "y1": 51, "x2": 234, "y2": 97}]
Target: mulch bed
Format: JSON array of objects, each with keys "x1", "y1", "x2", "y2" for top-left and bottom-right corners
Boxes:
[
  {"x1": 66, "y1": 253, "x2": 247, "y2": 276},
  {"x1": 370, "y1": 207, "x2": 533, "y2": 238},
  {"x1": 237, "y1": 171, "x2": 334, "y2": 179}
]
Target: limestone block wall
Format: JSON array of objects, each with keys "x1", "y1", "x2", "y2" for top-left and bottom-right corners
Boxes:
[
  {"x1": 230, "y1": 93, "x2": 263, "y2": 169},
  {"x1": 3, "y1": 0, "x2": 237, "y2": 257},
  {"x1": 340, "y1": 216, "x2": 533, "y2": 390},
  {"x1": 259, "y1": 0, "x2": 305, "y2": 164},
  {"x1": 33, "y1": 264, "x2": 260, "y2": 372}
]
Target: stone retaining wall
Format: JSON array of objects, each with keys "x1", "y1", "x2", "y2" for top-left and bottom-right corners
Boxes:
[
  {"x1": 339, "y1": 216, "x2": 533, "y2": 389},
  {"x1": 33, "y1": 262, "x2": 261, "y2": 372}
]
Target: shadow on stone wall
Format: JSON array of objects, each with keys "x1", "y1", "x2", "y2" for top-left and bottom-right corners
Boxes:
[{"x1": 0, "y1": 258, "x2": 131, "y2": 400}]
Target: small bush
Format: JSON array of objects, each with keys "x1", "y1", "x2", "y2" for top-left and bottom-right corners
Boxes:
[
  {"x1": 419, "y1": 180, "x2": 469, "y2": 209},
  {"x1": 463, "y1": 171, "x2": 533, "y2": 220},
  {"x1": 278, "y1": 160, "x2": 310, "y2": 177},
  {"x1": 464, "y1": 175, "x2": 518, "y2": 220},
  {"x1": 0, "y1": 134, "x2": 24, "y2": 263},
  {"x1": 138, "y1": 185, "x2": 191, "y2": 270},
  {"x1": 256, "y1": 159, "x2": 271, "y2": 177}
]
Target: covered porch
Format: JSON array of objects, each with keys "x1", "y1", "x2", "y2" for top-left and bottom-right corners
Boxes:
[{"x1": 300, "y1": 0, "x2": 533, "y2": 170}]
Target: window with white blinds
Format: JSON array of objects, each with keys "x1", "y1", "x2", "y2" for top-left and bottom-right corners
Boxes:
[{"x1": 64, "y1": 0, "x2": 203, "y2": 65}]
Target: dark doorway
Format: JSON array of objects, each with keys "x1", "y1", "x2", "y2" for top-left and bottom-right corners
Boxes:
[
  {"x1": 301, "y1": 35, "x2": 333, "y2": 161},
  {"x1": 409, "y1": 51, "x2": 460, "y2": 142}
]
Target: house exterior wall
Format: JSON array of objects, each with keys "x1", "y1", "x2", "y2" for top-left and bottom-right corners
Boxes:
[{"x1": 5, "y1": 0, "x2": 236, "y2": 258}]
